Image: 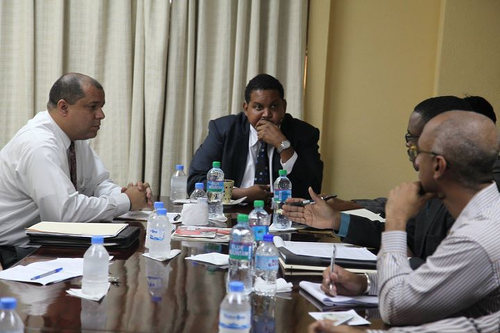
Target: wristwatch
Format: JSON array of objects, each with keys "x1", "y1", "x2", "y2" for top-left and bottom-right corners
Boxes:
[{"x1": 277, "y1": 140, "x2": 291, "y2": 153}]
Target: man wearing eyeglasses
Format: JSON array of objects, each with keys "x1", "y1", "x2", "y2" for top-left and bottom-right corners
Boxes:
[{"x1": 322, "y1": 110, "x2": 500, "y2": 326}]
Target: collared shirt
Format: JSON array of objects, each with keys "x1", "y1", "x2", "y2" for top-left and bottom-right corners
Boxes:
[
  {"x1": 368, "y1": 183, "x2": 500, "y2": 325},
  {"x1": 0, "y1": 111, "x2": 130, "y2": 246},
  {"x1": 239, "y1": 125, "x2": 297, "y2": 191}
]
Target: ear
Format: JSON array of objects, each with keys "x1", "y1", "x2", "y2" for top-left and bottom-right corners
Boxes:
[
  {"x1": 243, "y1": 101, "x2": 248, "y2": 115},
  {"x1": 56, "y1": 99, "x2": 70, "y2": 116},
  {"x1": 282, "y1": 99, "x2": 287, "y2": 112},
  {"x1": 433, "y1": 155, "x2": 448, "y2": 180}
]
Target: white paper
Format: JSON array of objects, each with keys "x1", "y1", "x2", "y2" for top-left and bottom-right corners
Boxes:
[
  {"x1": 299, "y1": 281, "x2": 378, "y2": 307},
  {"x1": 0, "y1": 258, "x2": 85, "y2": 285},
  {"x1": 66, "y1": 283, "x2": 111, "y2": 301},
  {"x1": 117, "y1": 211, "x2": 181, "y2": 224},
  {"x1": 269, "y1": 222, "x2": 306, "y2": 232},
  {"x1": 283, "y1": 241, "x2": 377, "y2": 261},
  {"x1": 309, "y1": 309, "x2": 371, "y2": 326},
  {"x1": 223, "y1": 196, "x2": 247, "y2": 206},
  {"x1": 343, "y1": 208, "x2": 385, "y2": 222},
  {"x1": 142, "y1": 249, "x2": 182, "y2": 262},
  {"x1": 181, "y1": 203, "x2": 208, "y2": 226},
  {"x1": 26, "y1": 222, "x2": 127, "y2": 238},
  {"x1": 185, "y1": 252, "x2": 229, "y2": 266}
]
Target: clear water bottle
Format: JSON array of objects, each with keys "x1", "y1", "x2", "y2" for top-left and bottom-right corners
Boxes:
[
  {"x1": 228, "y1": 214, "x2": 254, "y2": 295},
  {"x1": 207, "y1": 161, "x2": 224, "y2": 219},
  {"x1": 170, "y1": 164, "x2": 188, "y2": 202},
  {"x1": 218, "y1": 281, "x2": 251, "y2": 333},
  {"x1": 190, "y1": 182, "x2": 207, "y2": 201},
  {"x1": 145, "y1": 201, "x2": 165, "y2": 249},
  {"x1": 248, "y1": 200, "x2": 270, "y2": 243},
  {"x1": 145, "y1": 259, "x2": 171, "y2": 303},
  {"x1": 0, "y1": 297, "x2": 24, "y2": 333},
  {"x1": 254, "y1": 234, "x2": 279, "y2": 296},
  {"x1": 149, "y1": 208, "x2": 172, "y2": 259},
  {"x1": 272, "y1": 170, "x2": 292, "y2": 229},
  {"x1": 82, "y1": 236, "x2": 110, "y2": 296}
]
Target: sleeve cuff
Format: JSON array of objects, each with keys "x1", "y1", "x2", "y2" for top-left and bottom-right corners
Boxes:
[
  {"x1": 381, "y1": 231, "x2": 407, "y2": 253},
  {"x1": 115, "y1": 192, "x2": 131, "y2": 214},
  {"x1": 336, "y1": 213, "x2": 350, "y2": 237}
]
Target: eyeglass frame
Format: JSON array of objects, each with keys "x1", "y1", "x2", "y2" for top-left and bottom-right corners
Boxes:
[
  {"x1": 407, "y1": 144, "x2": 440, "y2": 162},
  {"x1": 404, "y1": 132, "x2": 420, "y2": 144}
]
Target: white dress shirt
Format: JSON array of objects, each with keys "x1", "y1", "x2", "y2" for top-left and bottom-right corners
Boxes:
[
  {"x1": 0, "y1": 111, "x2": 130, "y2": 246},
  {"x1": 239, "y1": 125, "x2": 297, "y2": 191},
  {"x1": 367, "y1": 183, "x2": 500, "y2": 326}
]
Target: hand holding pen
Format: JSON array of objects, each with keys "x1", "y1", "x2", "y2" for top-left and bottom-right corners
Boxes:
[{"x1": 329, "y1": 244, "x2": 337, "y2": 296}]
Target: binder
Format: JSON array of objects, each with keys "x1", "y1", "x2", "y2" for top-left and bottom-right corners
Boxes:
[{"x1": 278, "y1": 247, "x2": 377, "y2": 270}]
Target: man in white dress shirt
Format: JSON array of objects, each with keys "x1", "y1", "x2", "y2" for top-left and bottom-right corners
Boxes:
[
  {"x1": 320, "y1": 111, "x2": 500, "y2": 326},
  {"x1": 0, "y1": 73, "x2": 152, "y2": 268}
]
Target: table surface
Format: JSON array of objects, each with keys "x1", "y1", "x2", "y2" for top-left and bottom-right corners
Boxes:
[{"x1": 1, "y1": 199, "x2": 385, "y2": 332}]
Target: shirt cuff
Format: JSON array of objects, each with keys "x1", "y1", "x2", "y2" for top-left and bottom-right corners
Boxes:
[
  {"x1": 336, "y1": 213, "x2": 350, "y2": 236},
  {"x1": 115, "y1": 192, "x2": 131, "y2": 214},
  {"x1": 280, "y1": 151, "x2": 298, "y2": 174},
  {"x1": 381, "y1": 231, "x2": 407, "y2": 253}
]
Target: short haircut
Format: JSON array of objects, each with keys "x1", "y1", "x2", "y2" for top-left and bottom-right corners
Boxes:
[
  {"x1": 47, "y1": 73, "x2": 103, "y2": 110},
  {"x1": 413, "y1": 96, "x2": 473, "y2": 124},
  {"x1": 432, "y1": 114, "x2": 498, "y2": 188},
  {"x1": 244, "y1": 74, "x2": 284, "y2": 103},
  {"x1": 464, "y1": 96, "x2": 497, "y2": 124}
]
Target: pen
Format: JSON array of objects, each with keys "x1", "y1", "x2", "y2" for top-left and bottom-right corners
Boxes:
[
  {"x1": 288, "y1": 194, "x2": 338, "y2": 207},
  {"x1": 329, "y1": 244, "x2": 336, "y2": 295},
  {"x1": 30, "y1": 267, "x2": 63, "y2": 281}
]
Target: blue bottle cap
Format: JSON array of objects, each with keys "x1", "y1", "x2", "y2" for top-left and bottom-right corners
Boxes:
[
  {"x1": 91, "y1": 236, "x2": 104, "y2": 244},
  {"x1": 157, "y1": 208, "x2": 167, "y2": 215},
  {"x1": 263, "y1": 234, "x2": 274, "y2": 242},
  {"x1": 176, "y1": 164, "x2": 184, "y2": 170},
  {"x1": 0, "y1": 297, "x2": 17, "y2": 310},
  {"x1": 229, "y1": 281, "x2": 244, "y2": 292},
  {"x1": 154, "y1": 201, "x2": 164, "y2": 209},
  {"x1": 195, "y1": 183, "x2": 204, "y2": 190}
]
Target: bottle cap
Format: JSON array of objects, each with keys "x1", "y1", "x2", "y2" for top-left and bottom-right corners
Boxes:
[
  {"x1": 0, "y1": 297, "x2": 17, "y2": 310},
  {"x1": 263, "y1": 234, "x2": 274, "y2": 242},
  {"x1": 91, "y1": 235, "x2": 104, "y2": 244},
  {"x1": 195, "y1": 183, "x2": 204, "y2": 190},
  {"x1": 157, "y1": 208, "x2": 167, "y2": 215},
  {"x1": 229, "y1": 281, "x2": 244, "y2": 292},
  {"x1": 237, "y1": 214, "x2": 248, "y2": 223},
  {"x1": 278, "y1": 169, "x2": 287, "y2": 176},
  {"x1": 254, "y1": 200, "x2": 264, "y2": 208},
  {"x1": 212, "y1": 161, "x2": 221, "y2": 168},
  {"x1": 154, "y1": 201, "x2": 164, "y2": 209},
  {"x1": 176, "y1": 164, "x2": 184, "y2": 170}
]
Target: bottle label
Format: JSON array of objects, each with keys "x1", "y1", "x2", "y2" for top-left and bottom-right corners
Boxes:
[
  {"x1": 252, "y1": 226, "x2": 268, "y2": 241},
  {"x1": 149, "y1": 228, "x2": 165, "y2": 241},
  {"x1": 219, "y1": 309, "x2": 251, "y2": 330},
  {"x1": 207, "y1": 180, "x2": 224, "y2": 193},
  {"x1": 255, "y1": 255, "x2": 279, "y2": 271},
  {"x1": 229, "y1": 242, "x2": 252, "y2": 260},
  {"x1": 277, "y1": 189, "x2": 291, "y2": 202}
]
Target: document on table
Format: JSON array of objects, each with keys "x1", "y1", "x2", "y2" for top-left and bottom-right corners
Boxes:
[
  {"x1": 0, "y1": 258, "x2": 85, "y2": 285},
  {"x1": 26, "y1": 221, "x2": 127, "y2": 238},
  {"x1": 309, "y1": 309, "x2": 371, "y2": 326},
  {"x1": 299, "y1": 281, "x2": 378, "y2": 307},
  {"x1": 278, "y1": 239, "x2": 376, "y2": 261},
  {"x1": 343, "y1": 208, "x2": 385, "y2": 222}
]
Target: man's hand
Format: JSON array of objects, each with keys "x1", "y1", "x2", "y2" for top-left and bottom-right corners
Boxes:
[
  {"x1": 283, "y1": 187, "x2": 341, "y2": 230},
  {"x1": 255, "y1": 119, "x2": 286, "y2": 147},
  {"x1": 308, "y1": 320, "x2": 365, "y2": 333},
  {"x1": 321, "y1": 265, "x2": 367, "y2": 297},
  {"x1": 122, "y1": 181, "x2": 153, "y2": 208},
  {"x1": 233, "y1": 185, "x2": 272, "y2": 203},
  {"x1": 385, "y1": 181, "x2": 434, "y2": 231}
]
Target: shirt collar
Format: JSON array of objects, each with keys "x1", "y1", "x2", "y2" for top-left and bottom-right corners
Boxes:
[
  {"x1": 249, "y1": 125, "x2": 259, "y2": 148},
  {"x1": 45, "y1": 110, "x2": 72, "y2": 150}
]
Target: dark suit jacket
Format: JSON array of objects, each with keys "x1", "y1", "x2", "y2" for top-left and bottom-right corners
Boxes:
[{"x1": 188, "y1": 112, "x2": 323, "y2": 199}]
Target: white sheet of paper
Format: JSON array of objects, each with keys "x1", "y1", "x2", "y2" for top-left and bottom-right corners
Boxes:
[
  {"x1": 283, "y1": 241, "x2": 376, "y2": 261},
  {"x1": 185, "y1": 252, "x2": 229, "y2": 266},
  {"x1": 300, "y1": 281, "x2": 378, "y2": 307},
  {"x1": 309, "y1": 309, "x2": 371, "y2": 326},
  {"x1": 343, "y1": 208, "x2": 385, "y2": 222},
  {"x1": 0, "y1": 258, "x2": 85, "y2": 285}
]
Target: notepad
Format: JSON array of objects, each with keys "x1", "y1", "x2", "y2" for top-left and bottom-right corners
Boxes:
[
  {"x1": 299, "y1": 281, "x2": 378, "y2": 307},
  {"x1": 26, "y1": 222, "x2": 127, "y2": 238}
]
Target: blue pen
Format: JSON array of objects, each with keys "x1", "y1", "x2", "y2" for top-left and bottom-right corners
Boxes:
[{"x1": 30, "y1": 267, "x2": 63, "y2": 281}]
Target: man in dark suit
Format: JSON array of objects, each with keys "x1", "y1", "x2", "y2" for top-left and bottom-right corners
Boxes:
[{"x1": 188, "y1": 74, "x2": 323, "y2": 202}]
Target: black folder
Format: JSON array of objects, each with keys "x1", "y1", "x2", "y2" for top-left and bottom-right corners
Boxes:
[
  {"x1": 27, "y1": 225, "x2": 140, "y2": 249},
  {"x1": 278, "y1": 247, "x2": 376, "y2": 270}
]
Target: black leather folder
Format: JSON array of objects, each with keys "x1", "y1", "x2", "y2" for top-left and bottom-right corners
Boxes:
[{"x1": 278, "y1": 247, "x2": 376, "y2": 270}]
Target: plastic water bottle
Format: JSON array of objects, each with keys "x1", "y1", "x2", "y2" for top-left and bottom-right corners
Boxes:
[
  {"x1": 190, "y1": 182, "x2": 207, "y2": 201},
  {"x1": 0, "y1": 297, "x2": 24, "y2": 333},
  {"x1": 207, "y1": 161, "x2": 224, "y2": 219},
  {"x1": 254, "y1": 234, "x2": 279, "y2": 296},
  {"x1": 228, "y1": 214, "x2": 254, "y2": 295},
  {"x1": 149, "y1": 208, "x2": 172, "y2": 259},
  {"x1": 218, "y1": 281, "x2": 251, "y2": 333},
  {"x1": 272, "y1": 170, "x2": 292, "y2": 229},
  {"x1": 145, "y1": 201, "x2": 165, "y2": 249},
  {"x1": 248, "y1": 200, "x2": 271, "y2": 243},
  {"x1": 82, "y1": 236, "x2": 110, "y2": 296},
  {"x1": 170, "y1": 164, "x2": 187, "y2": 201},
  {"x1": 145, "y1": 259, "x2": 172, "y2": 303}
]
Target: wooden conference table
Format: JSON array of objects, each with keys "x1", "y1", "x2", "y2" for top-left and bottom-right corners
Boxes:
[{"x1": 0, "y1": 199, "x2": 385, "y2": 332}]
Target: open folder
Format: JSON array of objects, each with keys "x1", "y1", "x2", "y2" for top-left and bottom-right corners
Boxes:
[{"x1": 26, "y1": 222, "x2": 140, "y2": 248}]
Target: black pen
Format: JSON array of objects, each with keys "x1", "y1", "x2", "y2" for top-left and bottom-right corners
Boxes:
[{"x1": 288, "y1": 195, "x2": 337, "y2": 207}]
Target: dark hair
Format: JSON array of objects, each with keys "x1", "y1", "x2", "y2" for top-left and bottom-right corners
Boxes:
[
  {"x1": 463, "y1": 96, "x2": 496, "y2": 124},
  {"x1": 413, "y1": 96, "x2": 473, "y2": 124},
  {"x1": 244, "y1": 74, "x2": 284, "y2": 103},
  {"x1": 47, "y1": 73, "x2": 103, "y2": 109}
]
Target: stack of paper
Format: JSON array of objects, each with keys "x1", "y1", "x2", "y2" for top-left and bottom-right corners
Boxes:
[
  {"x1": 26, "y1": 221, "x2": 127, "y2": 238},
  {"x1": 299, "y1": 281, "x2": 378, "y2": 307}
]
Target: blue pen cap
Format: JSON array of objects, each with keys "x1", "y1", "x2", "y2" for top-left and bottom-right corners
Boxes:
[
  {"x1": 0, "y1": 297, "x2": 17, "y2": 310},
  {"x1": 157, "y1": 208, "x2": 167, "y2": 216},
  {"x1": 229, "y1": 281, "x2": 244, "y2": 292},
  {"x1": 154, "y1": 201, "x2": 164, "y2": 209},
  {"x1": 263, "y1": 234, "x2": 274, "y2": 242},
  {"x1": 91, "y1": 236, "x2": 104, "y2": 244},
  {"x1": 195, "y1": 183, "x2": 204, "y2": 190},
  {"x1": 176, "y1": 164, "x2": 184, "y2": 171}
]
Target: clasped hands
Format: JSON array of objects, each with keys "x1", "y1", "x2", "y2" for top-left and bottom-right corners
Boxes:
[{"x1": 121, "y1": 181, "x2": 153, "y2": 210}]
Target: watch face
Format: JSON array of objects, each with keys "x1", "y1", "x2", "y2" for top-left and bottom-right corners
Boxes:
[{"x1": 279, "y1": 140, "x2": 290, "y2": 153}]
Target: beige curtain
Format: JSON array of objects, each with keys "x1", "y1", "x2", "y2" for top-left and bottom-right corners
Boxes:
[{"x1": 0, "y1": 0, "x2": 307, "y2": 196}]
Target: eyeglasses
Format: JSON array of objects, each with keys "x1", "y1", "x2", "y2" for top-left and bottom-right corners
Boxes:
[
  {"x1": 404, "y1": 132, "x2": 420, "y2": 144},
  {"x1": 407, "y1": 145, "x2": 439, "y2": 162}
]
